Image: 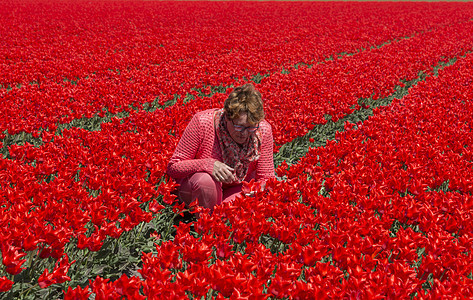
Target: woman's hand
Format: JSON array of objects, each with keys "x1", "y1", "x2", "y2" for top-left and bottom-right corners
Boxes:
[{"x1": 213, "y1": 161, "x2": 235, "y2": 183}]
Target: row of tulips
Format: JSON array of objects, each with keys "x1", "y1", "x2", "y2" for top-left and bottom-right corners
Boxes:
[
  {"x1": 260, "y1": 18, "x2": 473, "y2": 146},
  {"x1": 61, "y1": 45, "x2": 473, "y2": 299},
  {"x1": 3, "y1": 1, "x2": 473, "y2": 135},
  {"x1": 3, "y1": 1, "x2": 470, "y2": 87}
]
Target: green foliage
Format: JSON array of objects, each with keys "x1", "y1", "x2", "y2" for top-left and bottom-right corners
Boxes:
[{"x1": 1, "y1": 190, "x2": 196, "y2": 299}]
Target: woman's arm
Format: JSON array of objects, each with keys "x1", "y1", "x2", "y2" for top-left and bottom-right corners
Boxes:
[
  {"x1": 255, "y1": 120, "x2": 276, "y2": 182},
  {"x1": 167, "y1": 113, "x2": 217, "y2": 179}
]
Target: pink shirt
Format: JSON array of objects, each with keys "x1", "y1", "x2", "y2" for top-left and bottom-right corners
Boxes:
[{"x1": 167, "y1": 108, "x2": 275, "y2": 184}]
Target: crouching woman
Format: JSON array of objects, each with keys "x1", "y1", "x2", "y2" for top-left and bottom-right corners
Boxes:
[{"x1": 167, "y1": 83, "x2": 275, "y2": 210}]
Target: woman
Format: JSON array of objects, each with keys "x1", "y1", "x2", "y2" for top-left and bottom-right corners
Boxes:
[{"x1": 167, "y1": 83, "x2": 275, "y2": 210}]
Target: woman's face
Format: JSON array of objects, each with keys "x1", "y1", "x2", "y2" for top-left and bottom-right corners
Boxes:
[{"x1": 226, "y1": 113, "x2": 253, "y2": 145}]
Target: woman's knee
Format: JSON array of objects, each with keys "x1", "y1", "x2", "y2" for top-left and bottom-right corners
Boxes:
[
  {"x1": 188, "y1": 172, "x2": 218, "y2": 191},
  {"x1": 187, "y1": 172, "x2": 222, "y2": 209}
]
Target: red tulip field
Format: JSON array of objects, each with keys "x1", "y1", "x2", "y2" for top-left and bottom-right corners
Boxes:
[{"x1": 1, "y1": 1, "x2": 473, "y2": 299}]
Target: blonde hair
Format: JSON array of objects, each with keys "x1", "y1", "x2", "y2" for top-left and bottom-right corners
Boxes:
[{"x1": 224, "y1": 83, "x2": 264, "y2": 125}]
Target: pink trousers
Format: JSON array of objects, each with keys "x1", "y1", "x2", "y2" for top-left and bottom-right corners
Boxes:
[{"x1": 176, "y1": 172, "x2": 242, "y2": 210}]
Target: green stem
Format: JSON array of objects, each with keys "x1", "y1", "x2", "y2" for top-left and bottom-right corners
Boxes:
[
  {"x1": 82, "y1": 249, "x2": 91, "y2": 270},
  {"x1": 164, "y1": 215, "x2": 178, "y2": 240},
  {"x1": 439, "y1": 269, "x2": 448, "y2": 281},
  {"x1": 27, "y1": 251, "x2": 40, "y2": 279},
  {"x1": 113, "y1": 234, "x2": 120, "y2": 254},
  {"x1": 138, "y1": 221, "x2": 146, "y2": 239},
  {"x1": 26, "y1": 251, "x2": 34, "y2": 270},
  {"x1": 18, "y1": 283, "x2": 39, "y2": 297},
  {"x1": 164, "y1": 208, "x2": 188, "y2": 240},
  {"x1": 268, "y1": 237, "x2": 278, "y2": 252}
]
